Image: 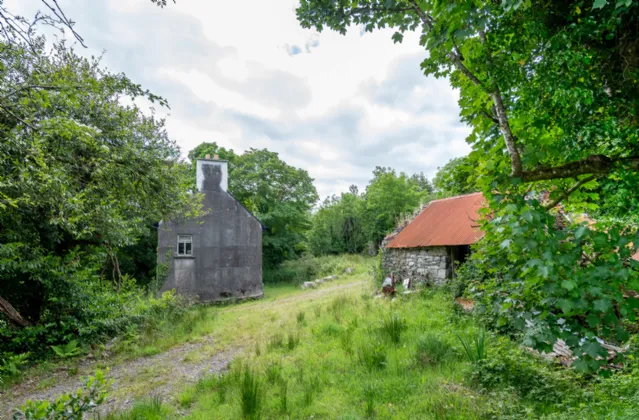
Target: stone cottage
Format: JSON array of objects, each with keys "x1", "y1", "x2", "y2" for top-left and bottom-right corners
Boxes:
[
  {"x1": 157, "y1": 155, "x2": 264, "y2": 301},
  {"x1": 382, "y1": 192, "x2": 485, "y2": 285}
]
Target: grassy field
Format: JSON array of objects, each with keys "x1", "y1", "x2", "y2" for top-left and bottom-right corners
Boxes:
[{"x1": 9, "y1": 255, "x2": 639, "y2": 419}]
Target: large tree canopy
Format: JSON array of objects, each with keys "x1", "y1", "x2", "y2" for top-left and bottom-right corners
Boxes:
[
  {"x1": 297, "y1": 0, "x2": 639, "y2": 371},
  {"x1": 0, "y1": 39, "x2": 200, "y2": 329}
]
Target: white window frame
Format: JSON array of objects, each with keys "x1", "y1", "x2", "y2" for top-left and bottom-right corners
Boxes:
[{"x1": 176, "y1": 235, "x2": 193, "y2": 256}]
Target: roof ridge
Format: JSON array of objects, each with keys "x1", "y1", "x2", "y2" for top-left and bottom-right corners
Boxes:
[{"x1": 428, "y1": 192, "x2": 483, "y2": 204}]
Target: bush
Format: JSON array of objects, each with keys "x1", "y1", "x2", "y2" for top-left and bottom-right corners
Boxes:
[
  {"x1": 14, "y1": 370, "x2": 111, "y2": 419},
  {"x1": 0, "y1": 289, "x2": 189, "y2": 371},
  {"x1": 470, "y1": 341, "x2": 580, "y2": 405}
]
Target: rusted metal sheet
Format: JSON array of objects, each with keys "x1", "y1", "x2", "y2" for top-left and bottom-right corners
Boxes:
[{"x1": 386, "y1": 192, "x2": 486, "y2": 248}]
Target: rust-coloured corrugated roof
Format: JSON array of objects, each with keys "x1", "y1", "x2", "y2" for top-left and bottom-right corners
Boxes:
[{"x1": 386, "y1": 192, "x2": 486, "y2": 248}]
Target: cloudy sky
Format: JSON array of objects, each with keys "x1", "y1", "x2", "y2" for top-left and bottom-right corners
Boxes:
[{"x1": 12, "y1": 0, "x2": 470, "y2": 199}]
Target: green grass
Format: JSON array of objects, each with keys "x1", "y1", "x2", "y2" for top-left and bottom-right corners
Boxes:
[{"x1": 12, "y1": 254, "x2": 639, "y2": 419}]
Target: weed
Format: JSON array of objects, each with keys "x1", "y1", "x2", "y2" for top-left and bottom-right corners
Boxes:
[
  {"x1": 267, "y1": 333, "x2": 284, "y2": 351},
  {"x1": 357, "y1": 341, "x2": 387, "y2": 371},
  {"x1": 415, "y1": 334, "x2": 456, "y2": 367},
  {"x1": 51, "y1": 340, "x2": 82, "y2": 359},
  {"x1": 456, "y1": 329, "x2": 487, "y2": 363},
  {"x1": 381, "y1": 313, "x2": 406, "y2": 345},
  {"x1": 329, "y1": 296, "x2": 350, "y2": 320},
  {"x1": 340, "y1": 328, "x2": 354, "y2": 353},
  {"x1": 362, "y1": 382, "x2": 378, "y2": 418},
  {"x1": 239, "y1": 368, "x2": 263, "y2": 419},
  {"x1": 287, "y1": 331, "x2": 300, "y2": 350},
  {"x1": 301, "y1": 374, "x2": 321, "y2": 408},
  {"x1": 255, "y1": 341, "x2": 261, "y2": 357},
  {"x1": 265, "y1": 361, "x2": 282, "y2": 384},
  {"x1": 296, "y1": 311, "x2": 306, "y2": 325},
  {"x1": 177, "y1": 387, "x2": 196, "y2": 408},
  {"x1": 279, "y1": 380, "x2": 288, "y2": 414},
  {"x1": 195, "y1": 374, "x2": 218, "y2": 392},
  {"x1": 314, "y1": 305, "x2": 322, "y2": 318}
]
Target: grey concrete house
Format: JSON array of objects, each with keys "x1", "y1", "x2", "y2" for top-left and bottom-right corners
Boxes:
[
  {"x1": 382, "y1": 193, "x2": 485, "y2": 285},
  {"x1": 158, "y1": 156, "x2": 263, "y2": 301}
]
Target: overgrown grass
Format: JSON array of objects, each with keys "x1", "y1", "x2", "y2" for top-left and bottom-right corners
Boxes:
[{"x1": 11, "y1": 254, "x2": 639, "y2": 419}]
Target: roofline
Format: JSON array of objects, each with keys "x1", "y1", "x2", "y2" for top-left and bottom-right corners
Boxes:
[
  {"x1": 197, "y1": 158, "x2": 229, "y2": 163},
  {"x1": 427, "y1": 192, "x2": 483, "y2": 204}
]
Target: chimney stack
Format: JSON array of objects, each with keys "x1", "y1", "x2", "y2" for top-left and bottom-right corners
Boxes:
[{"x1": 196, "y1": 157, "x2": 228, "y2": 192}]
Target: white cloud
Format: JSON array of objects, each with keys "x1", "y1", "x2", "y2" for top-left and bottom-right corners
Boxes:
[{"x1": 8, "y1": 0, "x2": 471, "y2": 200}]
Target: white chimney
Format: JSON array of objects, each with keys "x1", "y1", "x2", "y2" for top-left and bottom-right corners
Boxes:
[{"x1": 196, "y1": 158, "x2": 228, "y2": 192}]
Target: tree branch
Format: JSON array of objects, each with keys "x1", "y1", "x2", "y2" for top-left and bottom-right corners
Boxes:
[
  {"x1": 0, "y1": 295, "x2": 31, "y2": 328},
  {"x1": 522, "y1": 155, "x2": 639, "y2": 182},
  {"x1": 544, "y1": 175, "x2": 597, "y2": 210}
]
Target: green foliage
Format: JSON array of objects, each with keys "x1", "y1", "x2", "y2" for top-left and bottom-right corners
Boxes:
[
  {"x1": 102, "y1": 396, "x2": 169, "y2": 420},
  {"x1": 456, "y1": 329, "x2": 487, "y2": 363},
  {"x1": 380, "y1": 313, "x2": 406, "y2": 345},
  {"x1": 357, "y1": 341, "x2": 388, "y2": 371},
  {"x1": 361, "y1": 167, "x2": 424, "y2": 246},
  {"x1": 50, "y1": 340, "x2": 81, "y2": 359},
  {"x1": 262, "y1": 254, "x2": 356, "y2": 285},
  {"x1": 239, "y1": 368, "x2": 263, "y2": 420},
  {"x1": 296, "y1": 0, "x2": 639, "y2": 372},
  {"x1": 433, "y1": 156, "x2": 479, "y2": 195},
  {"x1": 14, "y1": 370, "x2": 111, "y2": 419},
  {"x1": 0, "y1": 352, "x2": 30, "y2": 381},
  {"x1": 415, "y1": 334, "x2": 456, "y2": 367},
  {"x1": 308, "y1": 187, "x2": 366, "y2": 255}
]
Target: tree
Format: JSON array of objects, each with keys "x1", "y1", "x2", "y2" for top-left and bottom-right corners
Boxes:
[
  {"x1": 0, "y1": 40, "x2": 200, "y2": 329},
  {"x1": 432, "y1": 156, "x2": 478, "y2": 195},
  {"x1": 297, "y1": 0, "x2": 639, "y2": 371},
  {"x1": 309, "y1": 189, "x2": 365, "y2": 255},
  {"x1": 361, "y1": 167, "x2": 422, "y2": 246}
]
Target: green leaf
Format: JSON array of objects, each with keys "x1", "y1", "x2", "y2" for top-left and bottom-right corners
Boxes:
[
  {"x1": 561, "y1": 280, "x2": 576, "y2": 291},
  {"x1": 593, "y1": 299, "x2": 612, "y2": 312},
  {"x1": 592, "y1": 0, "x2": 608, "y2": 9}
]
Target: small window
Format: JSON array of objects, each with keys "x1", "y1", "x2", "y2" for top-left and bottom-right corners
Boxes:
[{"x1": 177, "y1": 235, "x2": 193, "y2": 256}]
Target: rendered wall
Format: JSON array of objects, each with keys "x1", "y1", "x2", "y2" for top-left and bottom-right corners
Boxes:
[{"x1": 158, "y1": 161, "x2": 263, "y2": 302}]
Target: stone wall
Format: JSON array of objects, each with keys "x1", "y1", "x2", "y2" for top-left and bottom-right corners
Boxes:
[{"x1": 381, "y1": 246, "x2": 451, "y2": 285}]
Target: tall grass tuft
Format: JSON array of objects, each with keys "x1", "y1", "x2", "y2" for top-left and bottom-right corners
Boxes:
[
  {"x1": 239, "y1": 368, "x2": 263, "y2": 419},
  {"x1": 456, "y1": 329, "x2": 487, "y2": 363},
  {"x1": 296, "y1": 311, "x2": 306, "y2": 325},
  {"x1": 267, "y1": 332, "x2": 284, "y2": 352},
  {"x1": 381, "y1": 313, "x2": 406, "y2": 345},
  {"x1": 265, "y1": 361, "x2": 282, "y2": 384},
  {"x1": 279, "y1": 380, "x2": 288, "y2": 414},
  {"x1": 287, "y1": 331, "x2": 300, "y2": 350},
  {"x1": 415, "y1": 334, "x2": 456, "y2": 367},
  {"x1": 357, "y1": 341, "x2": 387, "y2": 371},
  {"x1": 362, "y1": 382, "x2": 378, "y2": 418}
]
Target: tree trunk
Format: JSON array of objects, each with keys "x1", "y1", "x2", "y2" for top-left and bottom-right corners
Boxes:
[{"x1": 0, "y1": 295, "x2": 31, "y2": 328}]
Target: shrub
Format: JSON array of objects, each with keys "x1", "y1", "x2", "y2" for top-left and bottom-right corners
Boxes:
[
  {"x1": 15, "y1": 370, "x2": 111, "y2": 419},
  {"x1": 470, "y1": 344, "x2": 580, "y2": 406},
  {"x1": 415, "y1": 334, "x2": 456, "y2": 367},
  {"x1": 239, "y1": 368, "x2": 263, "y2": 419},
  {"x1": 381, "y1": 313, "x2": 406, "y2": 345}
]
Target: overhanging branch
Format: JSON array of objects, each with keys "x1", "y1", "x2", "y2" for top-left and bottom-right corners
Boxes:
[
  {"x1": 544, "y1": 175, "x2": 597, "y2": 210},
  {"x1": 522, "y1": 155, "x2": 639, "y2": 182}
]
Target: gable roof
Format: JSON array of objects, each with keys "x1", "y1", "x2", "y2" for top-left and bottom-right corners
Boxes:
[{"x1": 386, "y1": 192, "x2": 486, "y2": 248}]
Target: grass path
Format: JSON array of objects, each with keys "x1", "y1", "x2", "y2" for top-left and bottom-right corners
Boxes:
[{"x1": 1, "y1": 274, "x2": 370, "y2": 417}]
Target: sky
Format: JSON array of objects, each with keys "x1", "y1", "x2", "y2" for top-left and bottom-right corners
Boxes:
[{"x1": 11, "y1": 0, "x2": 471, "y2": 200}]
